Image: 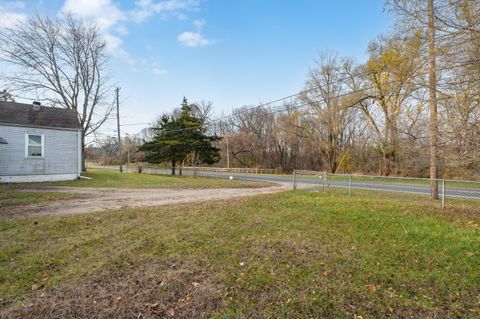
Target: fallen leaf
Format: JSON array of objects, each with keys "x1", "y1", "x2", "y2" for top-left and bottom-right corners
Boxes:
[
  {"x1": 148, "y1": 303, "x2": 158, "y2": 311},
  {"x1": 166, "y1": 308, "x2": 175, "y2": 317},
  {"x1": 367, "y1": 284, "x2": 377, "y2": 294}
]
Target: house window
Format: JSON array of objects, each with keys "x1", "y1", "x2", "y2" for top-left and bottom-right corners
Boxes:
[{"x1": 26, "y1": 134, "x2": 44, "y2": 157}]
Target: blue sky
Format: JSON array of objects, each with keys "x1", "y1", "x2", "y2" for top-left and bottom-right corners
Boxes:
[{"x1": 0, "y1": 0, "x2": 392, "y2": 135}]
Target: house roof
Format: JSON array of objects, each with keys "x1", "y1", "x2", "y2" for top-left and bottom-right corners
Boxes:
[
  {"x1": 0, "y1": 137, "x2": 7, "y2": 144},
  {"x1": 0, "y1": 101, "x2": 81, "y2": 129}
]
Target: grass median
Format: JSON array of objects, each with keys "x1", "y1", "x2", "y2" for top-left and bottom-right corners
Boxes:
[
  {"x1": 51, "y1": 169, "x2": 274, "y2": 189},
  {"x1": 1, "y1": 191, "x2": 479, "y2": 318}
]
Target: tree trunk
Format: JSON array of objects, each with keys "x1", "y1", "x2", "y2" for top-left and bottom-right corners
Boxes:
[
  {"x1": 428, "y1": 0, "x2": 439, "y2": 199},
  {"x1": 81, "y1": 134, "x2": 86, "y2": 172},
  {"x1": 171, "y1": 160, "x2": 176, "y2": 175}
]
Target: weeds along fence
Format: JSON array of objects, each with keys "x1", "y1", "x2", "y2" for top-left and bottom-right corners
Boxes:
[
  {"x1": 293, "y1": 170, "x2": 480, "y2": 209},
  {"x1": 181, "y1": 166, "x2": 278, "y2": 174},
  {"x1": 139, "y1": 166, "x2": 277, "y2": 176},
  {"x1": 88, "y1": 164, "x2": 277, "y2": 176}
]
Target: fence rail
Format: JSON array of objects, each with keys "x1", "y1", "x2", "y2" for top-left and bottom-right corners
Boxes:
[
  {"x1": 292, "y1": 170, "x2": 480, "y2": 209},
  {"x1": 87, "y1": 164, "x2": 479, "y2": 209},
  {"x1": 182, "y1": 166, "x2": 278, "y2": 174}
]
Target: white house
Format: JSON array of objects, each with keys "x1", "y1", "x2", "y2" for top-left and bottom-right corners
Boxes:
[{"x1": 0, "y1": 101, "x2": 82, "y2": 182}]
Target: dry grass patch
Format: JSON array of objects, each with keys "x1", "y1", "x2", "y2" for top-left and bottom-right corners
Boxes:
[{"x1": 1, "y1": 259, "x2": 223, "y2": 319}]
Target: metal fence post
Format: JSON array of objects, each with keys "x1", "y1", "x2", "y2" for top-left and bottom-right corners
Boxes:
[
  {"x1": 323, "y1": 172, "x2": 327, "y2": 192},
  {"x1": 293, "y1": 170, "x2": 297, "y2": 190},
  {"x1": 441, "y1": 179, "x2": 445, "y2": 209},
  {"x1": 348, "y1": 174, "x2": 352, "y2": 196}
]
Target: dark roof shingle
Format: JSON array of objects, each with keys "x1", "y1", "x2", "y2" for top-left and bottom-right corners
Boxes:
[{"x1": 0, "y1": 101, "x2": 81, "y2": 129}]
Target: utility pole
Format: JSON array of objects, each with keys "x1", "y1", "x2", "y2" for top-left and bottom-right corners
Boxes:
[
  {"x1": 226, "y1": 136, "x2": 230, "y2": 169},
  {"x1": 116, "y1": 87, "x2": 123, "y2": 173},
  {"x1": 428, "y1": 0, "x2": 438, "y2": 199},
  {"x1": 125, "y1": 133, "x2": 131, "y2": 168}
]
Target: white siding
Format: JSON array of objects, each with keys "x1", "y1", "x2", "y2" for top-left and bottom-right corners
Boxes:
[{"x1": 0, "y1": 124, "x2": 80, "y2": 177}]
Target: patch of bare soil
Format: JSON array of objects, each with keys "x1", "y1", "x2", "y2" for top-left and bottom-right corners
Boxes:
[
  {"x1": 1, "y1": 260, "x2": 223, "y2": 319},
  {"x1": 4, "y1": 183, "x2": 289, "y2": 218}
]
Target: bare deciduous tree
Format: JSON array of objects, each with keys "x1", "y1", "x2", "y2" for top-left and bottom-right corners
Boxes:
[
  {"x1": 0, "y1": 14, "x2": 113, "y2": 171},
  {"x1": 300, "y1": 52, "x2": 358, "y2": 173}
]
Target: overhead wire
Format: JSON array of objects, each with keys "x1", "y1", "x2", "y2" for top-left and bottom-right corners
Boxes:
[
  {"x1": 5, "y1": 58, "x2": 480, "y2": 136},
  {"x1": 118, "y1": 58, "x2": 480, "y2": 135}
]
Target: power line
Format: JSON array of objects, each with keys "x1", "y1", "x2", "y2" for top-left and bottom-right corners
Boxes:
[
  {"x1": 98, "y1": 65, "x2": 480, "y2": 136},
  {"x1": 132, "y1": 58, "x2": 480, "y2": 135},
  {"x1": 5, "y1": 58, "x2": 480, "y2": 136}
]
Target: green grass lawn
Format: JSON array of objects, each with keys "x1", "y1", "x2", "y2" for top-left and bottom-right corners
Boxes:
[
  {"x1": 48, "y1": 168, "x2": 273, "y2": 189},
  {"x1": 0, "y1": 187, "x2": 76, "y2": 209},
  {"x1": 1, "y1": 191, "x2": 479, "y2": 318}
]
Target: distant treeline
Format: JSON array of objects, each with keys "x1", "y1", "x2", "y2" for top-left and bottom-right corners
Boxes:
[{"x1": 211, "y1": 1, "x2": 480, "y2": 179}]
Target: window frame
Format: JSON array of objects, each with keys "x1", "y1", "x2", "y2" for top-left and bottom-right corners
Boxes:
[{"x1": 25, "y1": 133, "x2": 45, "y2": 159}]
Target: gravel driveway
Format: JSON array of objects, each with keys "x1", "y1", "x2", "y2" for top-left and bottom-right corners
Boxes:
[{"x1": 6, "y1": 183, "x2": 289, "y2": 217}]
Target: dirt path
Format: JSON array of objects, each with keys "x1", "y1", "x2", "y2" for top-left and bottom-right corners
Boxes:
[{"x1": 7, "y1": 184, "x2": 290, "y2": 217}]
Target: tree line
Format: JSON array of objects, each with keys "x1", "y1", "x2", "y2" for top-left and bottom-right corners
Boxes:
[
  {"x1": 91, "y1": 1, "x2": 479, "y2": 183},
  {"x1": 7, "y1": 2, "x2": 476, "y2": 183},
  {"x1": 211, "y1": 0, "x2": 480, "y2": 180}
]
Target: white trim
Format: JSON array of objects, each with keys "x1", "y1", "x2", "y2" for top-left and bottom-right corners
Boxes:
[
  {"x1": 0, "y1": 122, "x2": 82, "y2": 132},
  {"x1": 0, "y1": 174, "x2": 78, "y2": 183},
  {"x1": 25, "y1": 132, "x2": 45, "y2": 158}
]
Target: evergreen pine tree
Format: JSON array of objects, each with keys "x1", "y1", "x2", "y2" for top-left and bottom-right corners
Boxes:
[{"x1": 140, "y1": 98, "x2": 221, "y2": 175}]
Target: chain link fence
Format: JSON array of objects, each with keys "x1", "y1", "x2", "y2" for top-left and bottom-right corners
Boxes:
[
  {"x1": 88, "y1": 164, "x2": 479, "y2": 209},
  {"x1": 293, "y1": 170, "x2": 480, "y2": 209},
  {"x1": 182, "y1": 166, "x2": 278, "y2": 174},
  {"x1": 292, "y1": 170, "x2": 326, "y2": 191}
]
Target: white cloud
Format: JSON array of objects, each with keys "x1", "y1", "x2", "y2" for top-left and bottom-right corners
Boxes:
[
  {"x1": 178, "y1": 31, "x2": 213, "y2": 47},
  {"x1": 61, "y1": 0, "x2": 134, "y2": 64},
  {"x1": 175, "y1": 12, "x2": 189, "y2": 20},
  {"x1": 60, "y1": 0, "x2": 125, "y2": 30},
  {"x1": 152, "y1": 67, "x2": 168, "y2": 75},
  {"x1": 60, "y1": 0, "x2": 203, "y2": 65},
  {"x1": 115, "y1": 25, "x2": 129, "y2": 36},
  {"x1": 3, "y1": 1, "x2": 25, "y2": 10},
  {"x1": 178, "y1": 19, "x2": 214, "y2": 47},
  {"x1": 192, "y1": 18, "x2": 205, "y2": 30},
  {"x1": 104, "y1": 33, "x2": 136, "y2": 65},
  {"x1": 60, "y1": 0, "x2": 198, "y2": 26},
  {"x1": 131, "y1": 0, "x2": 199, "y2": 23},
  {"x1": 0, "y1": 2, "x2": 27, "y2": 29},
  {"x1": 0, "y1": 11, "x2": 26, "y2": 28}
]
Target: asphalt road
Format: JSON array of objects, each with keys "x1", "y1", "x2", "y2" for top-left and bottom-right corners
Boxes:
[{"x1": 131, "y1": 167, "x2": 480, "y2": 201}]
